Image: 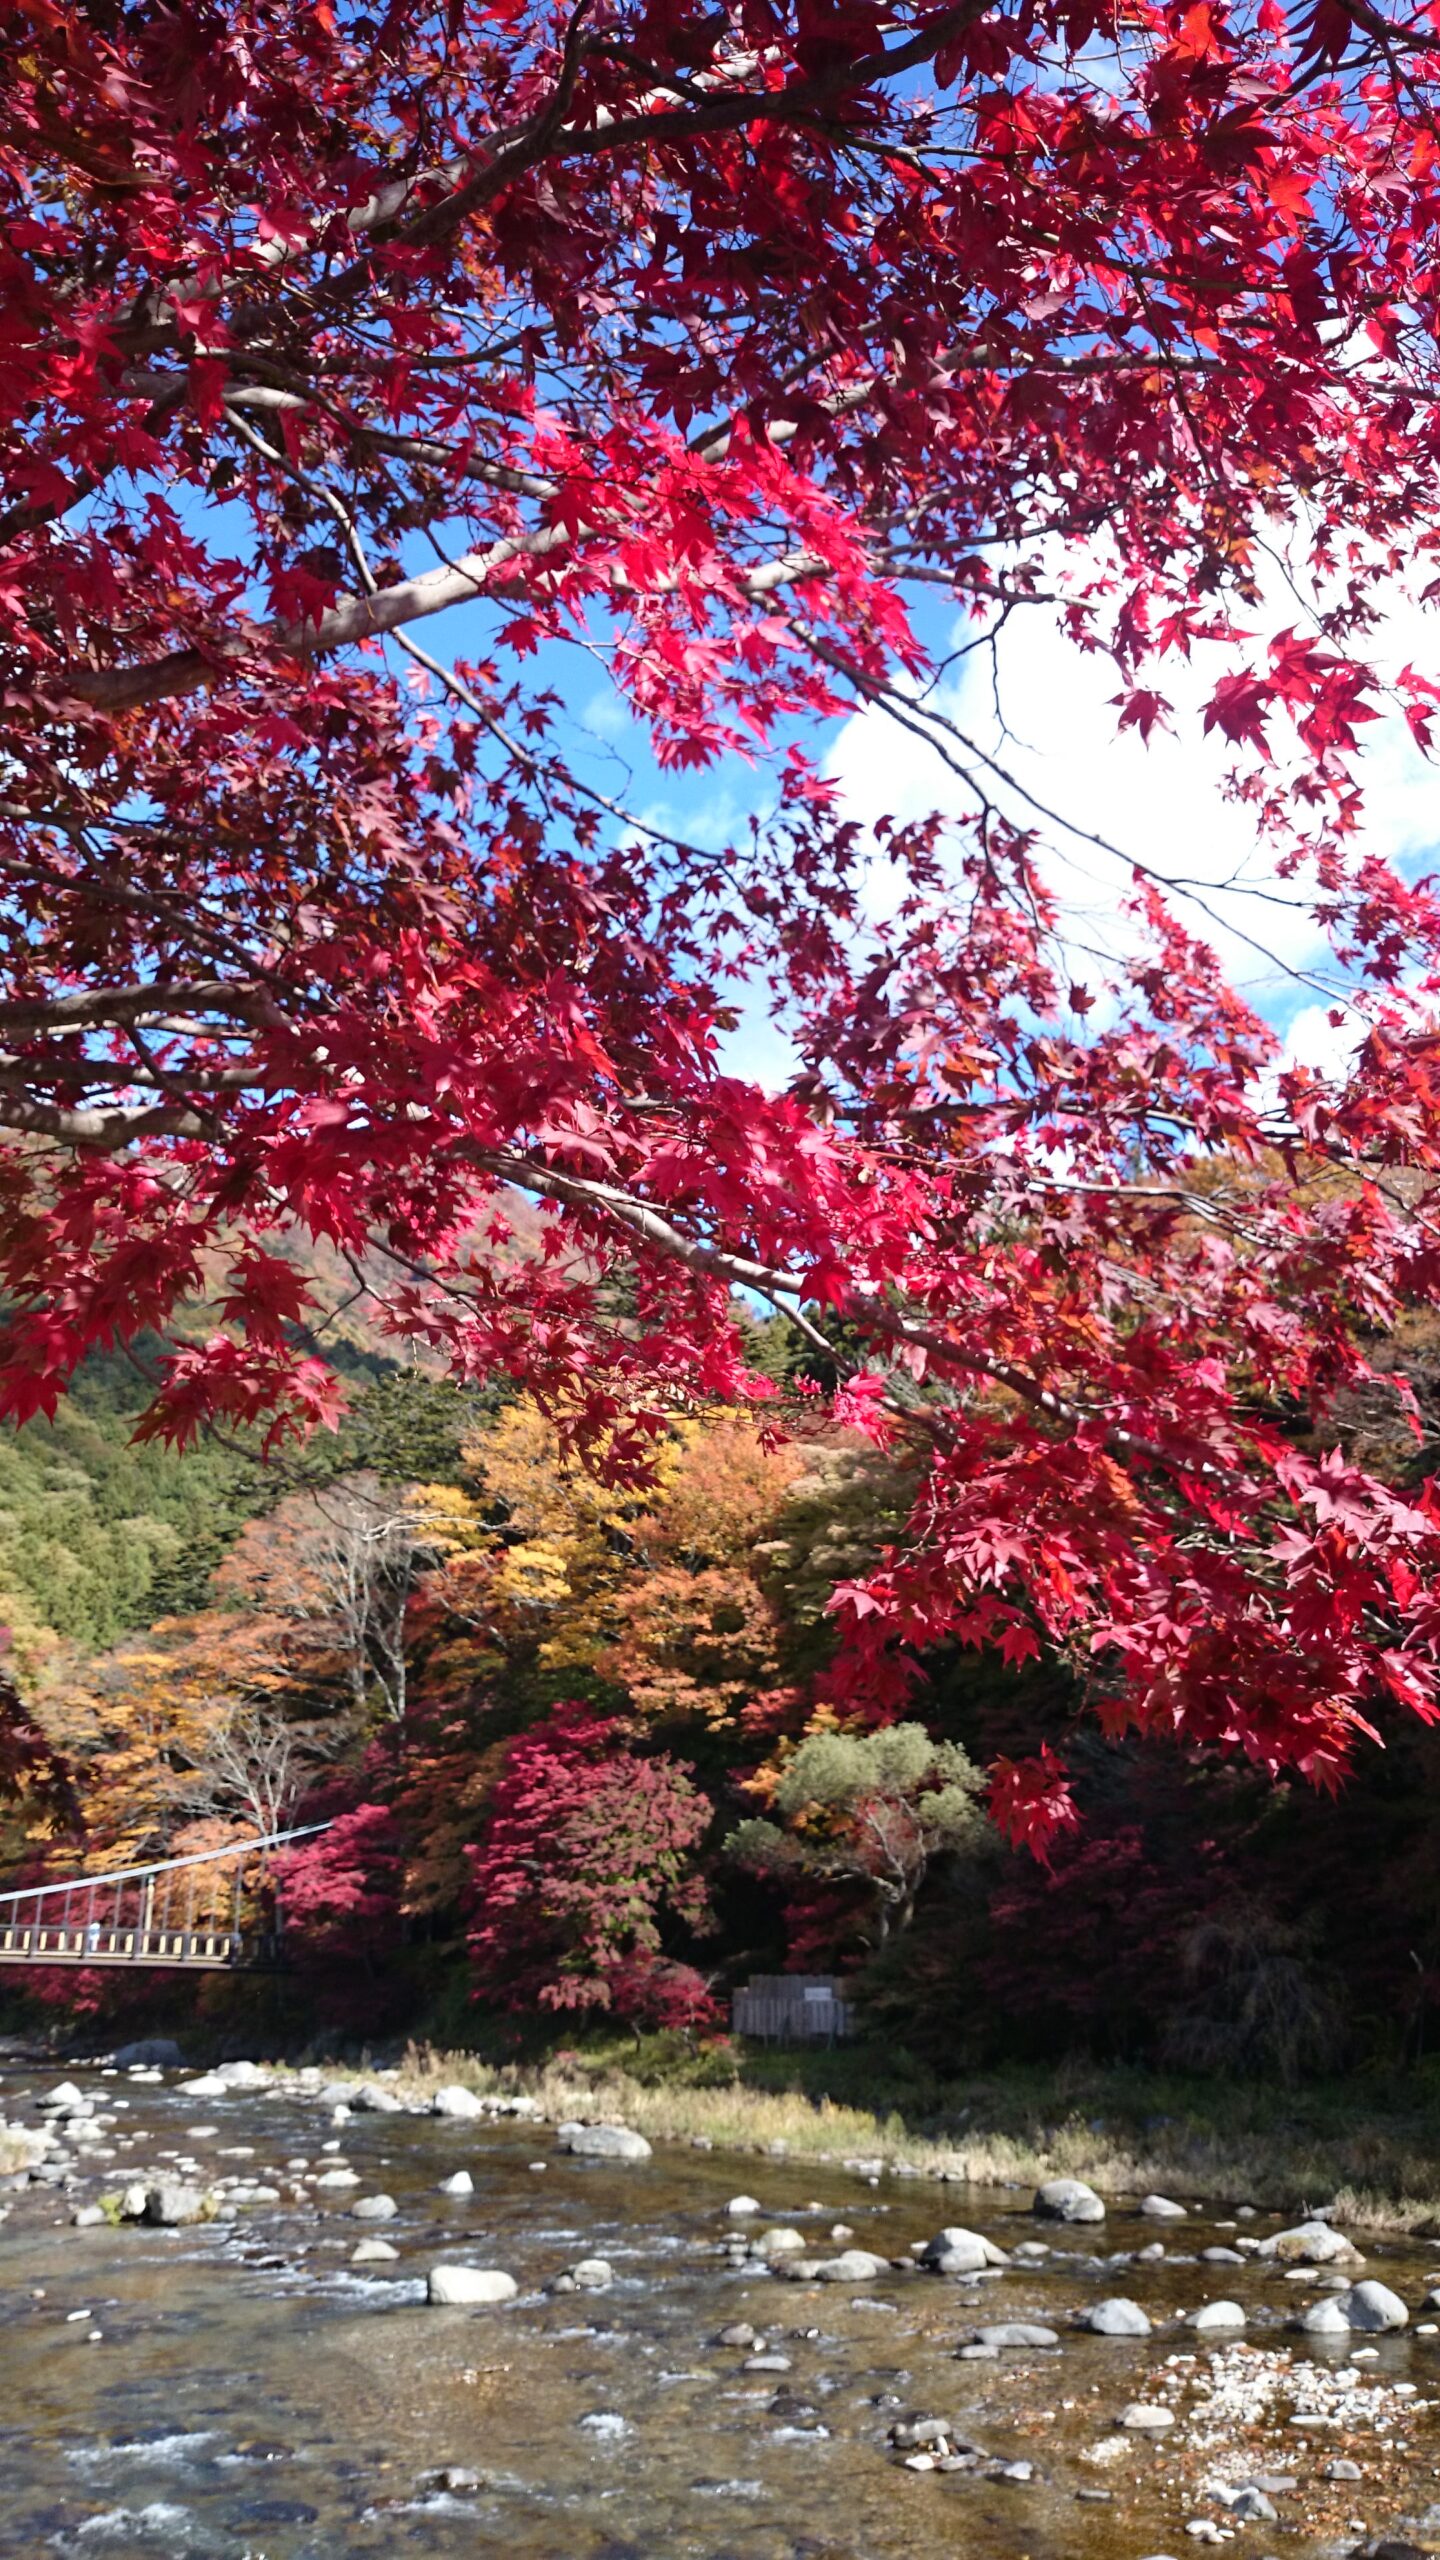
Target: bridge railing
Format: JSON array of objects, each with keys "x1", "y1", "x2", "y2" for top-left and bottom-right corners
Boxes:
[{"x1": 0, "y1": 1822, "x2": 332, "y2": 1970}]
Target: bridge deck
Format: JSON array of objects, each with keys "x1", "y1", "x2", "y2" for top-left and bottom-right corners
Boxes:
[
  {"x1": 0, "y1": 1923, "x2": 256, "y2": 1970},
  {"x1": 0, "y1": 1821, "x2": 330, "y2": 1971}
]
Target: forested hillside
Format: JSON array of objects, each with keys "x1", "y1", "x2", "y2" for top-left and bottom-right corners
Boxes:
[{"x1": 6, "y1": 1324, "x2": 1440, "y2": 2086}]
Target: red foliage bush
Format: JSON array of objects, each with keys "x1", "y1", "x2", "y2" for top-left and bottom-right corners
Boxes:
[{"x1": 466, "y1": 1705, "x2": 715, "y2": 2027}]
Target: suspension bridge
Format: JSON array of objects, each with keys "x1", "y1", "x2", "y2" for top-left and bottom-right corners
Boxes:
[{"x1": 0, "y1": 1824, "x2": 332, "y2": 1972}]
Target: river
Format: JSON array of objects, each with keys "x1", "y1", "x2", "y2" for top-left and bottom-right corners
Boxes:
[{"x1": 2, "y1": 2054, "x2": 1438, "y2": 2558}]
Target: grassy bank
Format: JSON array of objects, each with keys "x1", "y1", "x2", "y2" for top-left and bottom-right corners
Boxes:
[{"x1": 382, "y1": 2033, "x2": 1440, "y2": 2233}]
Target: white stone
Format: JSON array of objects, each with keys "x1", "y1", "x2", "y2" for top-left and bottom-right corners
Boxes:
[
  {"x1": 755, "y1": 2226, "x2": 808, "y2": 2257},
  {"x1": 1139, "y1": 2194, "x2": 1188, "y2": 2220},
  {"x1": 1084, "y1": 2298, "x2": 1152, "y2": 2336},
  {"x1": 1120, "y1": 2404, "x2": 1176, "y2": 2432},
  {"x1": 175, "y1": 2074, "x2": 229, "y2": 2100},
  {"x1": 556, "y1": 2121, "x2": 652, "y2": 2161},
  {"x1": 427, "y1": 2264, "x2": 518, "y2": 2306},
  {"x1": 726, "y1": 2195, "x2": 761, "y2": 2217},
  {"x1": 1034, "y1": 2178, "x2": 1105, "y2": 2224},
  {"x1": 438, "y1": 2171, "x2": 474, "y2": 2196},
  {"x1": 1338, "y1": 2279, "x2": 1408, "y2": 2332},
  {"x1": 815, "y1": 2248, "x2": 890, "y2": 2283},
  {"x1": 1300, "y1": 2297, "x2": 1354, "y2": 2336},
  {"x1": 431, "y1": 2084, "x2": 486, "y2": 2120},
  {"x1": 920, "y1": 2226, "x2": 1008, "y2": 2274},
  {"x1": 1189, "y1": 2301, "x2": 1246, "y2": 2332},
  {"x1": 1258, "y1": 2219, "x2": 1363, "y2": 2267}
]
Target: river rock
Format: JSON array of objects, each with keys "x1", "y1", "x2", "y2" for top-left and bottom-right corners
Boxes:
[
  {"x1": 176, "y1": 2074, "x2": 229, "y2": 2100},
  {"x1": 351, "y1": 2082, "x2": 403, "y2": 2114},
  {"x1": 1339, "y1": 2279, "x2": 1409, "y2": 2331},
  {"x1": 921, "y1": 2226, "x2": 1008, "y2": 2274},
  {"x1": 972, "y1": 2321, "x2": 1059, "y2": 2348},
  {"x1": 430, "y1": 2084, "x2": 486, "y2": 2119},
  {"x1": 1034, "y1": 2178, "x2": 1105, "y2": 2224},
  {"x1": 113, "y1": 2039, "x2": 184, "y2": 2069},
  {"x1": 438, "y1": 2171, "x2": 474, "y2": 2196},
  {"x1": 1120, "y1": 2403, "x2": 1175, "y2": 2432},
  {"x1": 0, "y1": 2120, "x2": 51, "y2": 2170},
  {"x1": 1189, "y1": 2300, "x2": 1246, "y2": 2331},
  {"x1": 140, "y1": 2179, "x2": 207, "y2": 2225},
  {"x1": 1259, "y1": 2219, "x2": 1363, "y2": 2266},
  {"x1": 1300, "y1": 2296, "x2": 1356, "y2": 2336},
  {"x1": 1140, "y1": 2195, "x2": 1188, "y2": 2220},
  {"x1": 40, "y1": 2082, "x2": 87, "y2": 2111},
  {"x1": 1083, "y1": 2298, "x2": 1151, "y2": 2336},
  {"x1": 71, "y1": 2204, "x2": 107, "y2": 2228},
  {"x1": 556, "y1": 2121, "x2": 652, "y2": 2162},
  {"x1": 570, "y1": 2258, "x2": 615, "y2": 2289},
  {"x1": 815, "y1": 2248, "x2": 890, "y2": 2282},
  {"x1": 216, "y1": 2061, "x2": 267, "y2": 2091},
  {"x1": 754, "y1": 2227, "x2": 808, "y2": 2257},
  {"x1": 352, "y1": 2237, "x2": 400, "y2": 2264},
  {"x1": 726, "y1": 2195, "x2": 761, "y2": 2216},
  {"x1": 427, "y1": 2264, "x2": 518, "y2": 2306},
  {"x1": 315, "y1": 2166, "x2": 360, "y2": 2190},
  {"x1": 351, "y1": 2194, "x2": 398, "y2": 2221}
]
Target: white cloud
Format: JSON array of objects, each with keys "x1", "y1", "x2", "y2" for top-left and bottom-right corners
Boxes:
[{"x1": 824, "y1": 564, "x2": 1440, "y2": 1036}]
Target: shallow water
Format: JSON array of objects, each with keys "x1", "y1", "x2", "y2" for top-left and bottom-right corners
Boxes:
[{"x1": 3, "y1": 2064, "x2": 1440, "y2": 2558}]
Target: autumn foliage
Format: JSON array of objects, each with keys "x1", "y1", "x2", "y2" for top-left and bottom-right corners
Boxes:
[
  {"x1": 465, "y1": 1703, "x2": 715, "y2": 2026},
  {"x1": 15, "y1": 0, "x2": 1440, "y2": 1852}
]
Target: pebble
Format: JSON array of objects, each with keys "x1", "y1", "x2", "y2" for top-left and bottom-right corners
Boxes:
[
  {"x1": 1190, "y1": 2301, "x2": 1247, "y2": 2332},
  {"x1": 351, "y1": 2195, "x2": 397, "y2": 2221},
  {"x1": 1120, "y1": 2403, "x2": 1176, "y2": 2432},
  {"x1": 438, "y1": 2171, "x2": 474, "y2": 2197},
  {"x1": 727, "y1": 2195, "x2": 761, "y2": 2216}
]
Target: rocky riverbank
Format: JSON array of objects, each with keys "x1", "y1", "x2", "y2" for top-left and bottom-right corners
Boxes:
[{"x1": 3, "y1": 2048, "x2": 1440, "y2": 2557}]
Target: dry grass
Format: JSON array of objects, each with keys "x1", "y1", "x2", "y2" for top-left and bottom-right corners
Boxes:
[{"x1": 380, "y1": 2042, "x2": 1440, "y2": 2231}]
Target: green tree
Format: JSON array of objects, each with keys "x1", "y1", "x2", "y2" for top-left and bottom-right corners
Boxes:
[{"x1": 730, "y1": 1724, "x2": 985, "y2": 1944}]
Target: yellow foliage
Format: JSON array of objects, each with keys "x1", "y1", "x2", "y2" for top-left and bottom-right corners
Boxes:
[
  {"x1": 409, "y1": 1482, "x2": 491, "y2": 1555},
  {"x1": 34, "y1": 1608, "x2": 291, "y2": 1865}
]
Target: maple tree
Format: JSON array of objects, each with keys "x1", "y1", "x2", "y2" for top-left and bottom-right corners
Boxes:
[
  {"x1": 15, "y1": 0, "x2": 1440, "y2": 1845},
  {"x1": 466, "y1": 1702, "x2": 715, "y2": 2021}
]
